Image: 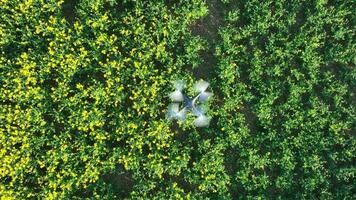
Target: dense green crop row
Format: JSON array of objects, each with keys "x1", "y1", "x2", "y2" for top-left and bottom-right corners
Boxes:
[
  {"x1": 0, "y1": 0, "x2": 355, "y2": 199},
  {"x1": 215, "y1": 0, "x2": 355, "y2": 199},
  {"x1": 0, "y1": 0, "x2": 210, "y2": 199}
]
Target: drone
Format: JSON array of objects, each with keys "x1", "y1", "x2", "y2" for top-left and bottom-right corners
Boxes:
[{"x1": 167, "y1": 80, "x2": 213, "y2": 127}]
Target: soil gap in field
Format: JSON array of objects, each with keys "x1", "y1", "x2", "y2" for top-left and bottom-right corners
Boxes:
[
  {"x1": 189, "y1": 0, "x2": 226, "y2": 80},
  {"x1": 61, "y1": 0, "x2": 79, "y2": 24},
  {"x1": 101, "y1": 165, "x2": 134, "y2": 198}
]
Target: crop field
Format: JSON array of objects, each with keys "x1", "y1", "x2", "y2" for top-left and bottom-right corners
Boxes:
[{"x1": 0, "y1": 0, "x2": 355, "y2": 199}]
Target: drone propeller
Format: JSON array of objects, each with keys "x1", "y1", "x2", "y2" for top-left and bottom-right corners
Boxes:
[
  {"x1": 167, "y1": 103, "x2": 187, "y2": 120},
  {"x1": 193, "y1": 114, "x2": 211, "y2": 127},
  {"x1": 167, "y1": 103, "x2": 179, "y2": 119},
  {"x1": 175, "y1": 107, "x2": 187, "y2": 121},
  {"x1": 169, "y1": 80, "x2": 185, "y2": 102},
  {"x1": 199, "y1": 91, "x2": 213, "y2": 102},
  {"x1": 169, "y1": 90, "x2": 184, "y2": 102},
  {"x1": 193, "y1": 80, "x2": 209, "y2": 93}
]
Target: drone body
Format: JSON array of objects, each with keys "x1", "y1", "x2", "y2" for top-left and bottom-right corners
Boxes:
[{"x1": 167, "y1": 80, "x2": 213, "y2": 127}]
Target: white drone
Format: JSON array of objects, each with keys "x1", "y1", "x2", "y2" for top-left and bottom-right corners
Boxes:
[{"x1": 167, "y1": 80, "x2": 213, "y2": 127}]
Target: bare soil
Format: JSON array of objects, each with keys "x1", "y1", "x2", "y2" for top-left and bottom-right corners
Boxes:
[{"x1": 189, "y1": 0, "x2": 226, "y2": 80}]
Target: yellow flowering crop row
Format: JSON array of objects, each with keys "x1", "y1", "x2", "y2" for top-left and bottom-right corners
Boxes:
[{"x1": 0, "y1": 0, "x2": 209, "y2": 199}]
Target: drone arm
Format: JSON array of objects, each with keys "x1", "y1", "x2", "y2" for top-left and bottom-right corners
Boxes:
[
  {"x1": 191, "y1": 93, "x2": 201, "y2": 106},
  {"x1": 191, "y1": 93, "x2": 206, "y2": 116}
]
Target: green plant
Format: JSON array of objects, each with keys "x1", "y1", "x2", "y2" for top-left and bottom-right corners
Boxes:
[
  {"x1": 0, "y1": 0, "x2": 208, "y2": 199},
  {"x1": 215, "y1": 0, "x2": 355, "y2": 198}
]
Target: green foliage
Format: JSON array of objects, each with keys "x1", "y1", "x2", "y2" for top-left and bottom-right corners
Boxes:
[
  {"x1": 216, "y1": 0, "x2": 355, "y2": 199},
  {"x1": 0, "y1": 0, "x2": 209, "y2": 199},
  {"x1": 0, "y1": 0, "x2": 354, "y2": 199}
]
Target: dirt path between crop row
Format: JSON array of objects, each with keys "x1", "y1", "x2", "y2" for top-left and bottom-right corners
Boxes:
[{"x1": 189, "y1": 0, "x2": 226, "y2": 80}]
